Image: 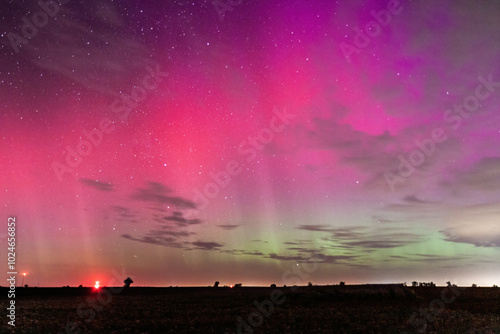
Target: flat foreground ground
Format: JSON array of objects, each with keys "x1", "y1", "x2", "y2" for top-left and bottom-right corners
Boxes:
[{"x1": 1, "y1": 285, "x2": 499, "y2": 333}]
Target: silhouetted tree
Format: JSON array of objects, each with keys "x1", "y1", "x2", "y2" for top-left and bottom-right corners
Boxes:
[
  {"x1": 234, "y1": 283, "x2": 242, "y2": 288},
  {"x1": 339, "y1": 281, "x2": 345, "y2": 286},
  {"x1": 214, "y1": 281, "x2": 219, "y2": 288},
  {"x1": 308, "y1": 282, "x2": 313, "y2": 287},
  {"x1": 24, "y1": 284, "x2": 28, "y2": 288},
  {"x1": 270, "y1": 284, "x2": 276, "y2": 288},
  {"x1": 124, "y1": 277, "x2": 133, "y2": 288},
  {"x1": 412, "y1": 281, "x2": 418, "y2": 287},
  {"x1": 472, "y1": 283, "x2": 477, "y2": 288}
]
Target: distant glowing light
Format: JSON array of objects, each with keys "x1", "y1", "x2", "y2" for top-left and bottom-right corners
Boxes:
[
  {"x1": 22, "y1": 272, "x2": 27, "y2": 276},
  {"x1": 230, "y1": 285, "x2": 233, "y2": 288},
  {"x1": 94, "y1": 281, "x2": 100, "y2": 289}
]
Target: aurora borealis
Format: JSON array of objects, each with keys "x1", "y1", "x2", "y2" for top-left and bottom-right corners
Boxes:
[{"x1": 1, "y1": 0, "x2": 500, "y2": 288}]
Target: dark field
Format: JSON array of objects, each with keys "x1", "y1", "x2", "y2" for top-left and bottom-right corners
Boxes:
[{"x1": 1, "y1": 285, "x2": 500, "y2": 333}]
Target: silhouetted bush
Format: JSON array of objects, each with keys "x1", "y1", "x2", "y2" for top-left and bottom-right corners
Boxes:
[{"x1": 124, "y1": 277, "x2": 133, "y2": 288}]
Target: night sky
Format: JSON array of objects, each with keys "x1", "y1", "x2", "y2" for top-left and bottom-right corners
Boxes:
[{"x1": 1, "y1": 0, "x2": 500, "y2": 287}]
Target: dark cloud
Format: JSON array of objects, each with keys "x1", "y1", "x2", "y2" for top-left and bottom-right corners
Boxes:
[
  {"x1": 412, "y1": 254, "x2": 470, "y2": 262},
  {"x1": 122, "y1": 234, "x2": 223, "y2": 251},
  {"x1": 267, "y1": 253, "x2": 305, "y2": 262},
  {"x1": 297, "y1": 224, "x2": 333, "y2": 232},
  {"x1": 147, "y1": 230, "x2": 196, "y2": 237},
  {"x1": 403, "y1": 195, "x2": 436, "y2": 204},
  {"x1": 377, "y1": 197, "x2": 442, "y2": 223},
  {"x1": 313, "y1": 254, "x2": 356, "y2": 263},
  {"x1": 286, "y1": 247, "x2": 313, "y2": 252},
  {"x1": 118, "y1": 181, "x2": 207, "y2": 248},
  {"x1": 342, "y1": 239, "x2": 416, "y2": 249},
  {"x1": 217, "y1": 224, "x2": 241, "y2": 230},
  {"x1": 295, "y1": 107, "x2": 468, "y2": 194},
  {"x1": 371, "y1": 215, "x2": 402, "y2": 224},
  {"x1": 121, "y1": 234, "x2": 187, "y2": 248},
  {"x1": 220, "y1": 249, "x2": 264, "y2": 256},
  {"x1": 191, "y1": 241, "x2": 224, "y2": 251},
  {"x1": 159, "y1": 212, "x2": 202, "y2": 227},
  {"x1": 298, "y1": 225, "x2": 424, "y2": 250},
  {"x1": 80, "y1": 178, "x2": 113, "y2": 191},
  {"x1": 341, "y1": 231, "x2": 422, "y2": 249},
  {"x1": 266, "y1": 252, "x2": 355, "y2": 264},
  {"x1": 110, "y1": 206, "x2": 136, "y2": 221},
  {"x1": 131, "y1": 181, "x2": 196, "y2": 209}
]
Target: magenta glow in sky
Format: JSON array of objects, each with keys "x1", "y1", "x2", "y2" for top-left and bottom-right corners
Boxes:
[{"x1": 1, "y1": 0, "x2": 500, "y2": 287}]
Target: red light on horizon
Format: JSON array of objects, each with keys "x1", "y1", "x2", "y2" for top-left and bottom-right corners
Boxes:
[{"x1": 94, "y1": 281, "x2": 100, "y2": 289}]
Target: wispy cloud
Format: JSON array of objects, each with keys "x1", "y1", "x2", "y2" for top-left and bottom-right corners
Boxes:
[
  {"x1": 159, "y1": 211, "x2": 202, "y2": 227},
  {"x1": 266, "y1": 253, "x2": 306, "y2": 262},
  {"x1": 191, "y1": 241, "x2": 224, "y2": 251},
  {"x1": 448, "y1": 157, "x2": 500, "y2": 192},
  {"x1": 221, "y1": 249, "x2": 264, "y2": 256},
  {"x1": 217, "y1": 224, "x2": 241, "y2": 230},
  {"x1": 80, "y1": 178, "x2": 113, "y2": 191},
  {"x1": 121, "y1": 234, "x2": 187, "y2": 248},
  {"x1": 297, "y1": 225, "x2": 424, "y2": 250},
  {"x1": 122, "y1": 233, "x2": 223, "y2": 252},
  {"x1": 117, "y1": 181, "x2": 217, "y2": 250},
  {"x1": 266, "y1": 252, "x2": 355, "y2": 264},
  {"x1": 19, "y1": 0, "x2": 153, "y2": 97},
  {"x1": 297, "y1": 224, "x2": 333, "y2": 232},
  {"x1": 441, "y1": 202, "x2": 500, "y2": 248},
  {"x1": 131, "y1": 181, "x2": 196, "y2": 209}
]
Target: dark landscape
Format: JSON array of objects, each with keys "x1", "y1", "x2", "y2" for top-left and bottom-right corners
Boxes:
[{"x1": 2, "y1": 285, "x2": 500, "y2": 333}]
